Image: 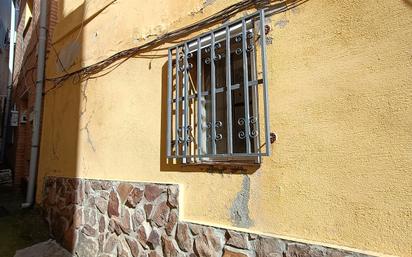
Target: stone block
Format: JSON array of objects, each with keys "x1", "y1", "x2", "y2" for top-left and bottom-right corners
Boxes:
[
  {"x1": 126, "y1": 187, "x2": 144, "y2": 208},
  {"x1": 108, "y1": 190, "x2": 120, "y2": 218},
  {"x1": 152, "y1": 201, "x2": 170, "y2": 227},
  {"x1": 255, "y1": 237, "x2": 285, "y2": 257},
  {"x1": 226, "y1": 230, "x2": 248, "y2": 249},
  {"x1": 165, "y1": 210, "x2": 178, "y2": 236},
  {"x1": 176, "y1": 223, "x2": 193, "y2": 252},
  {"x1": 144, "y1": 185, "x2": 164, "y2": 202},
  {"x1": 117, "y1": 183, "x2": 133, "y2": 204},
  {"x1": 167, "y1": 186, "x2": 178, "y2": 208}
]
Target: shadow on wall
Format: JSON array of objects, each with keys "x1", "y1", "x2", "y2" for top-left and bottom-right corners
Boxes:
[
  {"x1": 403, "y1": 0, "x2": 412, "y2": 7},
  {"x1": 38, "y1": 0, "x2": 309, "y2": 178},
  {"x1": 39, "y1": 0, "x2": 84, "y2": 253},
  {"x1": 6, "y1": 0, "x2": 44, "y2": 185},
  {"x1": 39, "y1": 0, "x2": 312, "y2": 254},
  {"x1": 158, "y1": 61, "x2": 260, "y2": 175},
  {"x1": 157, "y1": 0, "x2": 310, "y2": 175}
]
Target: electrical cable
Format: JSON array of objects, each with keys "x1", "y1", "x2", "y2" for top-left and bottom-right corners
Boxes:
[{"x1": 44, "y1": 0, "x2": 307, "y2": 93}]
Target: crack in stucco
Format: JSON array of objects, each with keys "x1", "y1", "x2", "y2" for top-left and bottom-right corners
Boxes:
[
  {"x1": 52, "y1": 143, "x2": 60, "y2": 160},
  {"x1": 84, "y1": 119, "x2": 96, "y2": 152},
  {"x1": 132, "y1": 1, "x2": 219, "y2": 44},
  {"x1": 50, "y1": 96, "x2": 60, "y2": 161},
  {"x1": 188, "y1": 0, "x2": 217, "y2": 16},
  {"x1": 230, "y1": 175, "x2": 253, "y2": 228},
  {"x1": 133, "y1": 31, "x2": 164, "y2": 42},
  {"x1": 80, "y1": 111, "x2": 96, "y2": 152},
  {"x1": 80, "y1": 80, "x2": 89, "y2": 117},
  {"x1": 275, "y1": 18, "x2": 289, "y2": 28},
  {"x1": 79, "y1": 80, "x2": 96, "y2": 152},
  {"x1": 203, "y1": 0, "x2": 216, "y2": 7},
  {"x1": 132, "y1": 0, "x2": 215, "y2": 42}
]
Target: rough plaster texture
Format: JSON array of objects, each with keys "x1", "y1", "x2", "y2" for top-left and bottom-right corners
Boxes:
[{"x1": 37, "y1": 0, "x2": 412, "y2": 256}]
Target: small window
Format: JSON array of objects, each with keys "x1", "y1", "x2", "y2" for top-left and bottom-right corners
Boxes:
[{"x1": 166, "y1": 10, "x2": 270, "y2": 164}]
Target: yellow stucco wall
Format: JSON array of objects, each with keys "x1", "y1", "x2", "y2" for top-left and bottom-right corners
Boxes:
[{"x1": 37, "y1": 0, "x2": 412, "y2": 256}]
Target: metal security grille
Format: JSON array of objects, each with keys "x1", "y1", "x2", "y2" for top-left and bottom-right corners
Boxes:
[{"x1": 166, "y1": 10, "x2": 270, "y2": 163}]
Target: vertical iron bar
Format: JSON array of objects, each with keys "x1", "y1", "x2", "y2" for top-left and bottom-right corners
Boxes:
[
  {"x1": 259, "y1": 10, "x2": 271, "y2": 155},
  {"x1": 250, "y1": 28, "x2": 261, "y2": 162},
  {"x1": 242, "y1": 19, "x2": 251, "y2": 154},
  {"x1": 211, "y1": 33, "x2": 217, "y2": 155},
  {"x1": 197, "y1": 38, "x2": 202, "y2": 159},
  {"x1": 166, "y1": 49, "x2": 173, "y2": 157},
  {"x1": 183, "y1": 43, "x2": 189, "y2": 161},
  {"x1": 225, "y1": 26, "x2": 233, "y2": 155},
  {"x1": 175, "y1": 47, "x2": 180, "y2": 157}
]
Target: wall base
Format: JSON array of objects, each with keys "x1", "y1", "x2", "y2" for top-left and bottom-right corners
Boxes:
[{"x1": 42, "y1": 176, "x2": 375, "y2": 257}]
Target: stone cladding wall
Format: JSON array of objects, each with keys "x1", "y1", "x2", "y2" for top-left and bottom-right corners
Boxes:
[{"x1": 42, "y1": 177, "x2": 375, "y2": 257}]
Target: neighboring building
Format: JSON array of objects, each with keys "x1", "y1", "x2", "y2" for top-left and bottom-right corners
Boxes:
[
  {"x1": 5, "y1": 0, "x2": 57, "y2": 184},
  {"x1": 0, "y1": 0, "x2": 11, "y2": 137},
  {"x1": 0, "y1": 0, "x2": 11, "y2": 96},
  {"x1": 5, "y1": 0, "x2": 39, "y2": 185},
  {"x1": 15, "y1": 0, "x2": 412, "y2": 257}
]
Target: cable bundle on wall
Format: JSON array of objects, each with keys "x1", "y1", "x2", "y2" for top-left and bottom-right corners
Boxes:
[{"x1": 45, "y1": 0, "x2": 307, "y2": 92}]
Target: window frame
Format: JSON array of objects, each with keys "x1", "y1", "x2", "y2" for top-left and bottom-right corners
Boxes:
[{"x1": 166, "y1": 10, "x2": 270, "y2": 164}]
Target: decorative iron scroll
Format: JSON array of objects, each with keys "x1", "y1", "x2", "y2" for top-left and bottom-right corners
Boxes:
[
  {"x1": 177, "y1": 126, "x2": 194, "y2": 145},
  {"x1": 205, "y1": 121, "x2": 223, "y2": 142},
  {"x1": 238, "y1": 117, "x2": 258, "y2": 139}
]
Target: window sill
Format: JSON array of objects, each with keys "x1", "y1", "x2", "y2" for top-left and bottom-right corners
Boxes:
[{"x1": 182, "y1": 160, "x2": 260, "y2": 174}]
